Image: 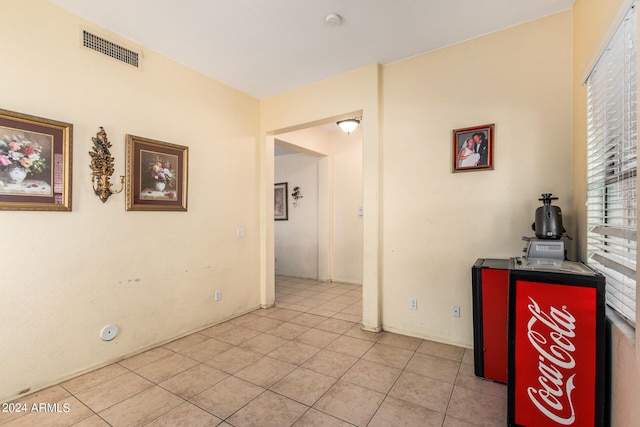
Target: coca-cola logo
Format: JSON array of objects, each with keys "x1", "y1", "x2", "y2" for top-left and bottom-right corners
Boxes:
[{"x1": 526, "y1": 297, "x2": 577, "y2": 425}]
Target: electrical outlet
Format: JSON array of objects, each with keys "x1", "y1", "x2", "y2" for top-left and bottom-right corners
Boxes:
[
  {"x1": 410, "y1": 298, "x2": 417, "y2": 310},
  {"x1": 452, "y1": 305, "x2": 460, "y2": 317},
  {"x1": 215, "y1": 290, "x2": 221, "y2": 301}
]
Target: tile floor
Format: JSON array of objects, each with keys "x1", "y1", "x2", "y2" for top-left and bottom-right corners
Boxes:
[{"x1": 0, "y1": 276, "x2": 507, "y2": 427}]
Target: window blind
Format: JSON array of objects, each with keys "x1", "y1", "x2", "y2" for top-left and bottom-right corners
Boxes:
[{"x1": 586, "y1": 2, "x2": 637, "y2": 325}]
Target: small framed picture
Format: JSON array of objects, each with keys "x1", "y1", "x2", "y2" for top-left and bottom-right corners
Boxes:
[
  {"x1": 126, "y1": 134, "x2": 188, "y2": 211},
  {"x1": 0, "y1": 109, "x2": 73, "y2": 211},
  {"x1": 452, "y1": 124, "x2": 494, "y2": 172},
  {"x1": 274, "y1": 182, "x2": 288, "y2": 220}
]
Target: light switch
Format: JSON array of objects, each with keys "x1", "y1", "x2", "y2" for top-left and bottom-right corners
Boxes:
[{"x1": 237, "y1": 228, "x2": 245, "y2": 238}]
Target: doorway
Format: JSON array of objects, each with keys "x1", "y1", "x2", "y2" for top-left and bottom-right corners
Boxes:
[
  {"x1": 272, "y1": 121, "x2": 364, "y2": 290},
  {"x1": 274, "y1": 145, "x2": 322, "y2": 280}
]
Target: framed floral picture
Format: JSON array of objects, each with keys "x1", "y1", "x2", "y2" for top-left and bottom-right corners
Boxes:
[
  {"x1": 126, "y1": 134, "x2": 188, "y2": 211},
  {"x1": 0, "y1": 109, "x2": 72, "y2": 211},
  {"x1": 274, "y1": 182, "x2": 288, "y2": 220},
  {"x1": 452, "y1": 123, "x2": 495, "y2": 173}
]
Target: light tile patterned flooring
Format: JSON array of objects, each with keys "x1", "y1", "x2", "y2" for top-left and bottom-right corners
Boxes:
[{"x1": 1, "y1": 276, "x2": 507, "y2": 426}]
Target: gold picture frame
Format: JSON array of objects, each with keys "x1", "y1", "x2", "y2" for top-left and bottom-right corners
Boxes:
[
  {"x1": 126, "y1": 134, "x2": 188, "y2": 211},
  {"x1": 452, "y1": 123, "x2": 495, "y2": 173},
  {"x1": 0, "y1": 108, "x2": 72, "y2": 211}
]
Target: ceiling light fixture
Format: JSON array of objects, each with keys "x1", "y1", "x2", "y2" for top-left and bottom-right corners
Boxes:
[
  {"x1": 324, "y1": 13, "x2": 342, "y2": 27},
  {"x1": 337, "y1": 117, "x2": 361, "y2": 134}
]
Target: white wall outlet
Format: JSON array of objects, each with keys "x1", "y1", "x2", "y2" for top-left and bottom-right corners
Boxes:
[
  {"x1": 410, "y1": 298, "x2": 417, "y2": 310},
  {"x1": 452, "y1": 305, "x2": 460, "y2": 317},
  {"x1": 215, "y1": 290, "x2": 221, "y2": 301},
  {"x1": 237, "y1": 228, "x2": 245, "y2": 238}
]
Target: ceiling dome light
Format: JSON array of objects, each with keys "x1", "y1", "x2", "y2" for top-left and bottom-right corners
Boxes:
[
  {"x1": 324, "y1": 13, "x2": 342, "y2": 27},
  {"x1": 337, "y1": 118, "x2": 360, "y2": 134}
]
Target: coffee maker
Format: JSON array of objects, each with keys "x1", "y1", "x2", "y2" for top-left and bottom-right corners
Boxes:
[{"x1": 522, "y1": 193, "x2": 569, "y2": 261}]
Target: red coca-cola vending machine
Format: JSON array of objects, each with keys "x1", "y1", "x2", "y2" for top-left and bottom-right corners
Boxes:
[{"x1": 508, "y1": 258, "x2": 606, "y2": 427}]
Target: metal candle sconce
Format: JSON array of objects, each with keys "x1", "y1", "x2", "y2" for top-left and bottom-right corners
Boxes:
[
  {"x1": 89, "y1": 127, "x2": 124, "y2": 203},
  {"x1": 292, "y1": 186, "x2": 303, "y2": 207}
]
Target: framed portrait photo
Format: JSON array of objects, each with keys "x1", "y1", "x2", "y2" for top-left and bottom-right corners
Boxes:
[
  {"x1": 126, "y1": 134, "x2": 188, "y2": 211},
  {"x1": 452, "y1": 123, "x2": 494, "y2": 173},
  {"x1": 0, "y1": 109, "x2": 72, "y2": 211},
  {"x1": 274, "y1": 182, "x2": 288, "y2": 220}
]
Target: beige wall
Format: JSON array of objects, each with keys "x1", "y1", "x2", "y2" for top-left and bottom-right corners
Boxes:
[
  {"x1": 331, "y1": 128, "x2": 364, "y2": 284},
  {"x1": 573, "y1": 0, "x2": 640, "y2": 424},
  {"x1": 0, "y1": 0, "x2": 261, "y2": 402},
  {"x1": 381, "y1": 11, "x2": 573, "y2": 345}
]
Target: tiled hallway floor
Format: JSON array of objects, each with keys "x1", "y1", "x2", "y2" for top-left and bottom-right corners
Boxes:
[{"x1": 1, "y1": 276, "x2": 507, "y2": 426}]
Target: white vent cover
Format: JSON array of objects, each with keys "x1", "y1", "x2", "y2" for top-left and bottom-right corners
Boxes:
[{"x1": 82, "y1": 30, "x2": 139, "y2": 67}]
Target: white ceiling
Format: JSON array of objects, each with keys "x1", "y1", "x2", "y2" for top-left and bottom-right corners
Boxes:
[{"x1": 50, "y1": 0, "x2": 574, "y2": 99}]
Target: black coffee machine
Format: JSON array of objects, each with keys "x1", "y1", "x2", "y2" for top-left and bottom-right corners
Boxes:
[{"x1": 522, "y1": 193, "x2": 570, "y2": 260}]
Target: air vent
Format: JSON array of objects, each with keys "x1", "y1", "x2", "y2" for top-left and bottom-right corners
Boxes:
[{"x1": 82, "y1": 30, "x2": 139, "y2": 67}]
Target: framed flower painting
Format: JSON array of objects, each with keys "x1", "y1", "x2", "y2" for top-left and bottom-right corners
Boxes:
[
  {"x1": 125, "y1": 134, "x2": 188, "y2": 211},
  {"x1": 0, "y1": 109, "x2": 73, "y2": 211}
]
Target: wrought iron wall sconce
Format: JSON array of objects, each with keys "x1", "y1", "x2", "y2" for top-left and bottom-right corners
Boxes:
[
  {"x1": 89, "y1": 127, "x2": 124, "y2": 203},
  {"x1": 292, "y1": 186, "x2": 303, "y2": 207}
]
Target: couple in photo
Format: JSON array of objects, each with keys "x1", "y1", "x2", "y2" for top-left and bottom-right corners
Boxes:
[{"x1": 458, "y1": 132, "x2": 488, "y2": 167}]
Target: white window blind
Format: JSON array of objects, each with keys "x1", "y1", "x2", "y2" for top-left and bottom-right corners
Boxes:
[{"x1": 586, "y1": 2, "x2": 637, "y2": 325}]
